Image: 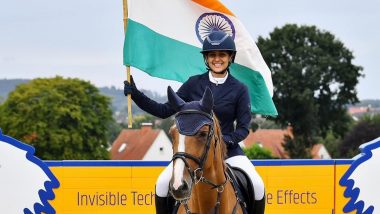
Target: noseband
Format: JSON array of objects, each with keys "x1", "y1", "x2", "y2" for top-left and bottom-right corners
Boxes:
[{"x1": 172, "y1": 110, "x2": 215, "y2": 184}]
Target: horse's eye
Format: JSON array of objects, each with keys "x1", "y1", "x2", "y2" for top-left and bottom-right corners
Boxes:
[{"x1": 197, "y1": 131, "x2": 208, "y2": 139}]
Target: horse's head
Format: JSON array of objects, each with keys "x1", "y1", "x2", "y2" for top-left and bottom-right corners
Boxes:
[{"x1": 167, "y1": 86, "x2": 225, "y2": 201}]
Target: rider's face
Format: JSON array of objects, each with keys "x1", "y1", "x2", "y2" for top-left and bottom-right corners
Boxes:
[{"x1": 206, "y1": 51, "x2": 232, "y2": 76}]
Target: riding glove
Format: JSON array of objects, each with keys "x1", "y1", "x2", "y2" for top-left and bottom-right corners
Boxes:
[{"x1": 124, "y1": 75, "x2": 137, "y2": 96}]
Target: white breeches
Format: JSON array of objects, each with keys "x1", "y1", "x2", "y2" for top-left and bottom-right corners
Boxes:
[{"x1": 155, "y1": 155, "x2": 265, "y2": 200}]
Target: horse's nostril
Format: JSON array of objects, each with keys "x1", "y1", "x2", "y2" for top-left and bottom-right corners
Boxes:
[{"x1": 179, "y1": 180, "x2": 189, "y2": 191}]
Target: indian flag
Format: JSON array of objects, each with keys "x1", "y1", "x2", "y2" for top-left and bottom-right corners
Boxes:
[{"x1": 124, "y1": 0, "x2": 277, "y2": 116}]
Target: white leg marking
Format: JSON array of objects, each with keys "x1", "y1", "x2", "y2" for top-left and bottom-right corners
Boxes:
[{"x1": 173, "y1": 134, "x2": 186, "y2": 190}]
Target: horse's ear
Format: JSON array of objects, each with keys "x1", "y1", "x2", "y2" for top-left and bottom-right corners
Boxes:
[
  {"x1": 200, "y1": 87, "x2": 214, "y2": 114},
  {"x1": 167, "y1": 86, "x2": 185, "y2": 110}
]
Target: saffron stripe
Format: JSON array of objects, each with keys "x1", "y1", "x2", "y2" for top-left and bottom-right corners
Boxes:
[{"x1": 191, "y1": 0, "x2": 235, "y2": 17}]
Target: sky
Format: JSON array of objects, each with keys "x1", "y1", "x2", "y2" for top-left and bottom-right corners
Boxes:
[{"x1": 0, "y1": 0, "x2": 379, "y2": 100}]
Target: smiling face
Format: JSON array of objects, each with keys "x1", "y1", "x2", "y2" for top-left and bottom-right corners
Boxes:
[{"x1": 205, "y1": 50, "x2": 233, "y2": 77}]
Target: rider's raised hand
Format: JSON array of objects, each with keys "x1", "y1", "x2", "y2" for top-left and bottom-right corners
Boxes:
[{"x1": 124, "y1": 75, "x2": 137, "y2": 96}]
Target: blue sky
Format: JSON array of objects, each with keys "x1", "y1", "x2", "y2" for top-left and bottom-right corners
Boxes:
[{"x1": 0, "y1": 0, "x2": 379, "y2": 100}]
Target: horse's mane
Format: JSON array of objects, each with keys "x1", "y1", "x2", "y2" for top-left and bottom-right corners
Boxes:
[{"x1": 212, "y1": 113, "x2": 227, "y2": 160}]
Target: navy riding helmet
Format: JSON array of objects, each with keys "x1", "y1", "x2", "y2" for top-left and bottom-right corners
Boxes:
[
  {"x1": 201, "y1": 31, "x2": 236, "y2": 53},
  {"x1": 201, "y1": 31, "x2": 237, "y2": 65}
]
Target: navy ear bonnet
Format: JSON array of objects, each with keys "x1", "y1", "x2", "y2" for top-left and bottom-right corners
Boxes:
[{"x1": 167, "y1": 86, "x2": 214, "y2": 136}]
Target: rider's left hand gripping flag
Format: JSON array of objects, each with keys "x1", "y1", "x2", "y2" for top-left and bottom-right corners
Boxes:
[{"x1": 123, "y1": 0, "x2": 277, "y2": 116}]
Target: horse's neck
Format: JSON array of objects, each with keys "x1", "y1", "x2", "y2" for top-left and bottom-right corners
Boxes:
[
  {"x1": 207, "y1": 127, "x2": 226, "y2": 183},
  {"x1": 204, "y1": 155, "x2": 226, "y2": 183},
  {"x1": 194, "y1": 146, "x2": 226, "y2": 198},
  {"x1": 202, "y1": 133, "x2": 226, "y2": 181}
]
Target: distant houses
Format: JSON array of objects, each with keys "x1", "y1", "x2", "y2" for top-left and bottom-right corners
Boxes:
[
  {"x1": 243, "y1": 128, "x2": 291, "y2": 159},
  {"x1": 110, "y1": 123, "x2": 172, "y2": 161},
  {"x1": 348, "y1": 105, "x2": 380, "y2": 121},
  {"x1": 242, "y1": 127, "x2": 331, "y2": 159},
  {"x1": 111, "y1": 123, "x2": 331, "y2": 160}
]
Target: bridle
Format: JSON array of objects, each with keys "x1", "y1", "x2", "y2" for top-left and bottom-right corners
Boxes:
[
  {"x1": 171, "y1": 109, "x2": 235, "y2": 214},
  {"x1": 172, "y1": 110, "x2": 215, "y2": 185}
]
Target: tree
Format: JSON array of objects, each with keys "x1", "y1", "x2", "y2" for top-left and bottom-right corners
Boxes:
[
  {"x1": 0, "y1": 77, "x2": 113, "y2": 160},
  {"x1": 317, "y1": 130, "x2": 342, "y2": 158},
  {"x1": 106, "y1": 120, "x2": 123, "y2": 145},
  {"x1": 339, "y1": 114, "x2": 380, "y2": 158},
  {"x1": 282, "y1": 135, "x2": 312, "y2": 158},
  {"x1": 128, "y1": 114, "x2": 157, "y2": 129},
  {"x1": 243, "y1": 144, "x2": 277, "y2": 159},
  {"x1": 257, "y1": 24, "x2": 362, "y2": 158}
]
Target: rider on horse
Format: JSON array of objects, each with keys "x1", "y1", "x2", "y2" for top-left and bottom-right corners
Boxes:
[{"x1": 124, "y1": 31, "x2": 266, "y2": 214}]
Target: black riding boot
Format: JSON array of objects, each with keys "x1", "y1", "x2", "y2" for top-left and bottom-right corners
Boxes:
[
  {"x1": 253, "y1": 196, "x2": 266, "y2": 214},
  {"x1": 155, "y1": 195, "x2": 176, "y2": 214}
]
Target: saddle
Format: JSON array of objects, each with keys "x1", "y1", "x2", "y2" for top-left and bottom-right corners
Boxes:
[{"x1": 226, "y1": 164, "x2": 255, "y2": 214}]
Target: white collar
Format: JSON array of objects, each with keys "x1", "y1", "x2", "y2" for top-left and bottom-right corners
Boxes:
[{"x1": 208, "y1": 71, "x2": 228, "y2": 86}]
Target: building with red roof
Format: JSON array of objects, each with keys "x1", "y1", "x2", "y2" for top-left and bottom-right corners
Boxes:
[
  {"x1": 110, "y1": 123, "x2": 172, "y2": 160},
  {"x1": 243, "y1": 127, "x2": 330, "y2": 159}
]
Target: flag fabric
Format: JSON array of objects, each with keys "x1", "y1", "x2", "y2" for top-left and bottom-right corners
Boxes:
[{"x1": 123, "y1": 0, "x2": 277, "y2": 116}]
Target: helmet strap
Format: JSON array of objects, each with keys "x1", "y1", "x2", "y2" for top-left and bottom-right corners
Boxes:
[
  {"x1": 203, "y1": 55, "x2": 210, "y2": 70},
  {"x1": 230, "y1": 52, "x2": 236, "y2": 63}
]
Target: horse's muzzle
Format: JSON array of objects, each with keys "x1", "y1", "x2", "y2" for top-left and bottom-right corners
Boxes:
[{"x1": 169, "y1": 179, "x2": 192, "y2": 200}]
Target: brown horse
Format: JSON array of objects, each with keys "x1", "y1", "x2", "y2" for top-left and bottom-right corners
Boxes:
[{"x1": 167, "y1": 86, "x2": 245, "y2": 214}]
